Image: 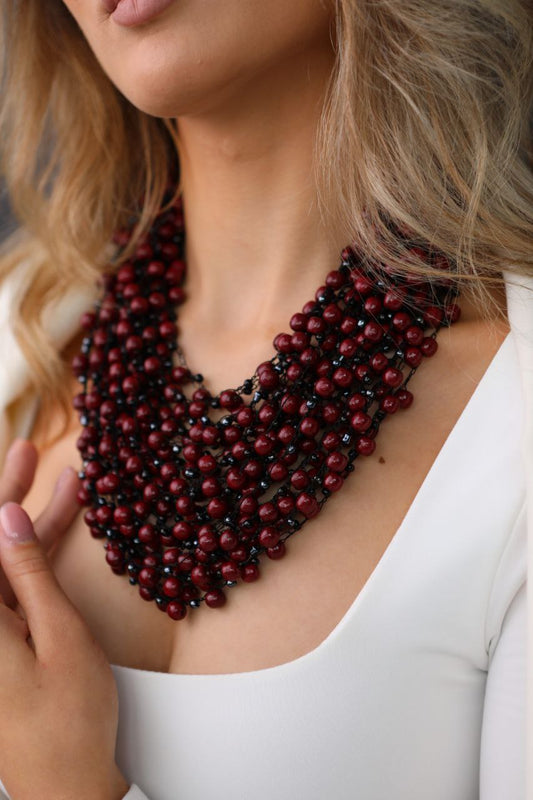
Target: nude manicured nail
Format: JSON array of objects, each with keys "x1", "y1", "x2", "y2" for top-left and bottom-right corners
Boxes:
[
  {"x1": 54, "y1": 466, "x2": 77, "y2": 494},
  {"x1": 5, "y1": 439, "x2": 26, "y2": 462},
  {"x1": 0, "y1": 503, "x2": 35, "y2": 543}
]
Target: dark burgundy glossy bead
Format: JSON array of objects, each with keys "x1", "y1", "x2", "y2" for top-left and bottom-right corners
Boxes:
[
  {"x1": 258, "y1": 502, "x2": 278, "y2": 523},
  {"x1": 322, "y1": 404, "x2": 341, "y2": 424},
  {"x1": 205, "y1": 589, "x2": 227, "y2": 608},
  {"x1": 340, "y1": 316, "x2": 357, "y2": 334},
  {"x1": 364, "y1": 321, "x2": 383, "y2": 342},
  {"x1": 254, "y1": 434, "x2": 274, "y2": 456},
  {"x1": 241, "y1": 563, "x2": 260, "y2": 582},
  {"x1": 190, "y1": 565, "x2": 213, "y2": 590},
  {"x1": 306, "y1": 316, "x2": 325, "y2": 336},
  {"x1": 277, "y1": 495, "x2": 295, "y2": 515},
  {"x1": 364, "y1": 295, "x2": 382, "y2": 315},
  {"x1": 326, "y1": 452, "x2": 348, "y2": 472},
  {"x1": 423, "y1": 306, "x2": 444, "y2": 327},
  {"x1": 350, "y1": 411, "x2": 372, "y2": 433},
  {"x1": 138, "y1": 524, "x2": 158, "y2": 545},
  {"x1": 219, "y1": 530, "x2": 239, "y2": 552},
  {"x1": 405, "y1": 347, "x2": 422, "y2": 367},
  {"x1": 290, "y1": 469, "x2": 309, "y2": 490},
  {"x1": 226, "y1": 468, "x2": 247, "y2": 490},
  {"x1": 299, "y1": 417, "x2": 319, "y2": 437},
  {"x1": 354, "y1": 275, "x2": 373, "y2": 295},
  {"x1": 258, "y1": 404, "x2": 275, "y2": 425},
  {"x1": 113, "y1": 506, "x2": 132, "y2": 526},
  {"x1": 421, "y1": 337, "x2": 438, "y2": 357},
  {"x1": 405, "y1": 325, "x2": 424, "y2": 346},
  {"x1": 162, "y1": 577, "x2": 181, "y2": 598},
  {"x1": 356, "y1": 436, "x2": 376, "y2": 456},
  {"x1": 445, "y1": 303, "x2": 461, "y2": 323},
  {"x1": 177, "y1": 554, "x2": 194, "y2": 574},
  {"x1": 138, "y1": 567, "x2": 158, "y2": 588},
  {"x1": 202, "y1": 426, "x2": 220, "y2": 446},
  {"x1": 383, "y1": 288, "x2": 405, "y2": 310},
  {"x1": 370, "y1": 352, "x2": 389, "y2": 372},
  {"x1": 332, "y1": 367, "x2": 352, "y2": 388},
  {"x1": 244, "y1": 459, "x2": 264, "y2": 480},
  {"x1": 266, "y1": 542, "x2": 286, "y2": 560},
  {"x1": 130, "y1": 296, "x2": 149, "y2": 315},
  {"x1": 324, "y1": 472, "x2": 344, "y2": 492},
  {"x1": 138, "y1": 586, "x2": 155, "y2": 601},
  {"x1": 287, "y1": 363, "x2": 303, "y2": 381},
  {"x1": 105, "y1": 548, "x2": 124, "y2": 571},
  {"x1": 280, "y1": 394, "x2": 300, "y2": 415},
  {"x1": 239, "y1": 495, "x2": 258, "y2": 515},
  {"x1": 339, "y1": 338, "x2": 357, "y2": 357},
  {"x1": 221, "y1": 561, "x2": 240, "y2": 582},
  {"x1": 392, "y1": 312, "x2": 412, "y2": 331},
  {"x1": 289, "y1": 312, "x2": 307, "y2": 331},
  {"x1": 236, "y1": 407, "x2": 254, "y2": 426},
  {"x1": 396, "y1": 389, "x2": 414, "y2": 408},
  {"x1": 380, "y1": 395, "x2": 400, "y2": 414},
  {"x1": 296, "y1": 492, "x2": 320, "y2": 519},
  {"x1": 322, "y1": 432, "x2": 341, "y2": 450},
  {"x1": 259, "y1": 527, "x2": 280, "y2": 547},
  {"x1": 268, "y1": 461, "x2": 288, "y2": 482},
  {"x1": 315, "y1": 378, "x2": 335, "y2": 397},
  {"x1": 322, "y1": 303, "x2": 342, "y2": 325},
  {"x1": 300, "y1": 347, "x2": 319, "y2": 367},
  {"x1": 207, "y1": 497, "x2": 228, "y2": 519},
  {"x1": 198, "y1": 454, "x2": 217, "y2": 474},
  {"x1": 290, "y1": 331, "x2": 310, "y2": 352},
  {"x1": 201, "y1": 477, "x2": 222, "y2": 497},
  {"x1": 167, "y1": 601, "x2": 187, "y2": 621},
  {"x1": 219, "y1": 390, "x2": 241, "y2": 410},
  {"x1": 274, "y1": 333, "x2": 293, "y2": 353},
  {"x1": 229, "y1": 546, "x2": 249, "y2": 563},
  {"x1": 383, "y1": 367, "x2": 404, "y2": 388}
]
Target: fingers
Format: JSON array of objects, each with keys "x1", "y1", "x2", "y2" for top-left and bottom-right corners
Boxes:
[
  {"x1": 34, "y1": 467, "x2": 81, "y2": 552},
  {"x1": 0, "y1": 440, "x2": 38, "y2": 506},
  {"x1": 0, "y1": 503, "x2": 78, "y2": 653}
]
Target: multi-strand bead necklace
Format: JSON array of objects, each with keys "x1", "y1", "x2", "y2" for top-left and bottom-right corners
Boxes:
[{"x1": 73, "y1": 200, "x2": 460, "y2": 620}]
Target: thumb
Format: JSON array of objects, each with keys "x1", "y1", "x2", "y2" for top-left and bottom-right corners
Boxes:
[{"x1": 0, "y1": 502, "x2": 74, "y2": 648}]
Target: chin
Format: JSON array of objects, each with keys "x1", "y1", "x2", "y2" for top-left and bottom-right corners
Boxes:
[{"x1": 110, "y1": 63, "x2": 239, "y2": 119}]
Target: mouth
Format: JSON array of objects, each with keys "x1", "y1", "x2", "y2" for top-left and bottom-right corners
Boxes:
[{"x1": 103, "y1": 0, "x2": 175, "y2": 27}]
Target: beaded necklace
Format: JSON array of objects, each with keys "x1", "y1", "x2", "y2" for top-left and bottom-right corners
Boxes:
[{"x1": 73, "y1": 200, "x2": 460, "y2": 621}]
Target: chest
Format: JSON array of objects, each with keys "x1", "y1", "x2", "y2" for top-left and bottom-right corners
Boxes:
[{"x1": 22, "y1": 323, "x2": 507, "y2": 674}]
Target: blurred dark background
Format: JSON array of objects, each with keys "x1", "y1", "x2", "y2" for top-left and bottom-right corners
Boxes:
[{"x1": 0, "y1": 182, "x2": 17, "y2": 241}]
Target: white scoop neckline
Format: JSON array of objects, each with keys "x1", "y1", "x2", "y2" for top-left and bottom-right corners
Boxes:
[{"x1": 112, "y1": 332, "x2": 513, "y2": 681}]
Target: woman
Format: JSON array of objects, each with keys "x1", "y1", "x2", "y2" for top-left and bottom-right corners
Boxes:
[{"x1": 0, "y1": 1, "x2": 531, "y2": 798}]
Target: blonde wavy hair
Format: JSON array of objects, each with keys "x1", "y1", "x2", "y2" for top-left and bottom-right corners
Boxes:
[{"x1": 1, "y1": 0, "x2": 532, "y2": 436}]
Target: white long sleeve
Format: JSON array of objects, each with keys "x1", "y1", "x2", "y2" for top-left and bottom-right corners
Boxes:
[
  {"x1": 480, "y1": 583, "x2": 527, "y2": 799},
  {"x1": 123, "y1": 786, "x2": 152, "y2": 800}
]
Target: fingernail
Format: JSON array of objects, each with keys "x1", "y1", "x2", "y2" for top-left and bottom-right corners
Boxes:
[
  {"x1": 5, "y1": 439, "x2": 26, "y2": 462},
  {"x1": 54, "y1": 466, "x2": 76, "y2": 495},
  {"x1": 0, "y1": 503, "x2": 35, "y2": 544}
]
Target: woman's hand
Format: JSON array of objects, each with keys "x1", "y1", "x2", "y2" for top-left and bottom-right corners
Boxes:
[
  {"x1": 0, "y1": 439, "x2": 81, "y2": 609},
  {"x1": 0, "y1": 444, "x2": 129, "y2": 800}
]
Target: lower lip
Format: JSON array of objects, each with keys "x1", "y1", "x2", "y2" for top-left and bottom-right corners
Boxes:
[{"x1": 110, "y1": 0, "x2": 175, "y2": 27}]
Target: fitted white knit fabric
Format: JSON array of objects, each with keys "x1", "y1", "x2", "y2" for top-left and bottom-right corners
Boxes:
[
  {"x1": 113, "y1": 332, "x2": 526, "y2": 800},
  {"x1": 0, "y1": 274, "x2": 531, "y2": 800}
]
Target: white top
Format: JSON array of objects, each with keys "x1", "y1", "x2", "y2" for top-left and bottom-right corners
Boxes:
[
  {"x1": 0, "y1": 273, "x2": 531, "y2": 800},
  {"x1": 114, "y1": 332, "x2": 526, "y2": 800}
]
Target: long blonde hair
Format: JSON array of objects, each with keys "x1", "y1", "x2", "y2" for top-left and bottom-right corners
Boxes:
[{"x1": 1, "y1": 0, "x2": 532, "y2": 432}]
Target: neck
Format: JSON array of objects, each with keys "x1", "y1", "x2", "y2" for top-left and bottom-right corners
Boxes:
[{"x1": 176, "y1": 42, "x2": 341, "y2": 335}]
